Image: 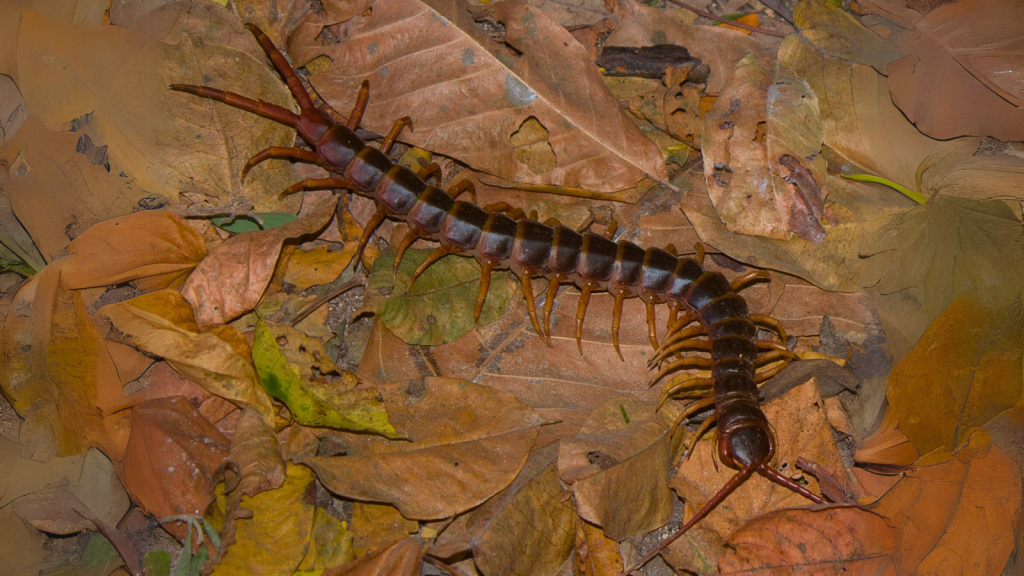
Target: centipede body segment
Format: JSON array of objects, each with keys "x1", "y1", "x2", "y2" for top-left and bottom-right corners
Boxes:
[{"x1": 172, "y1": 24, "x2": 828, "y2": 572}]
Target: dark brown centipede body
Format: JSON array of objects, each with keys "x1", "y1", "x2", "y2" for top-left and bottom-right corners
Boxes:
[{"x1": 171, "y1": 24, "x2": 828, "y2": 572}]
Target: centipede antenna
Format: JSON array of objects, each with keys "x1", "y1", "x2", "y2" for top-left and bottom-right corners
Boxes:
[
  {"x1": 757, "y1": 464, "x2": 827, "y2": 504},
  {"x1": 625, "y1": 466, "x2": 756, "y2": 575}
]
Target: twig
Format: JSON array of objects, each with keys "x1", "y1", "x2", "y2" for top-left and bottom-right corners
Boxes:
[{"x1": 290, "y1": 272, "x2": 366, "y2": 326}]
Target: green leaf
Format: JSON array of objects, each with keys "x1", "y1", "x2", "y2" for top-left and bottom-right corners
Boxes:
[
  {"x1": 144, "y1": 550, "x2": 172, "y2": 576},
  {"x1": 364, "y1": 249, "x2": 513, "y2": 345},
  {"x1": 42, "y1": 534, "x2": 122, "y2": 576},
  {"x1": 212, "y1": 213, "x2": 297, "y2": 233},
  {"x1": 252, "y1": 317, "x2": 400, "y2": 438}
]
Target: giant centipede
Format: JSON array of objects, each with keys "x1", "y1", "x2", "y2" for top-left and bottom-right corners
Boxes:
[{"x1": 171, "y1": 23, "x2": 828, "y2": 572}]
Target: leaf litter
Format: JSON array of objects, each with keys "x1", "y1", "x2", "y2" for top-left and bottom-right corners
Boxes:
[{"x1": 0, "y1": 0, "x2": 1022, "y2": 575}]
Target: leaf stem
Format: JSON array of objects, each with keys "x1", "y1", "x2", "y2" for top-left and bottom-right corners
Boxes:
[{"x1": 841, "y1": 173, "x2": 926, "y2": 204}]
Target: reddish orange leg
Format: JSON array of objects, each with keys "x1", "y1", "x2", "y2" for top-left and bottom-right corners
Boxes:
[
  {"x1": 280, "y1": 177, "x2": 353, "y2": 198},
  {"x1": 244, "y1": 24, "x2": 315, "y2": 111},
  {"x1": 650, "y1": 355, "x2": 714, "y2": 386},
  {"x1": 575, "y1": 283, "x2": 594, "y2": 355},
  {"x1": 482, "y1": 201, "x2": 527, "y2": 220},
  {"x1": 242, "y1": 147, "x2": 326, "y2": 179},
  {"x1": 417, "y1": 163, "x2": 442, "y2": 184},
  {"x1": 447, "y1": 180, "x2": 477, "y2": 202},
  {"x1": 645, "y1": 296, "x2": 660, "y2": 349},
  {"x1": 694, "y1": 241, "x2": 706, "y2": 265},
  {"x1": 521, "y1": 273, "x2": 548, "y2": 345},
  {"x1": 380, "y1": 116, "x2": 412, "y2": 154},
  {"x1": 604, "y1": 219, "x2": 619, "y2": 240},
  {"x1": 750, "y1": 313, "x2": 789, "y2": 344},
  {"x1": 392, "y1": 229, "x2": 422, "y2": 286},
  {"x1": 169, "y1": 84, "x2": 299, "y2": 127},
  {"x1": 347, "y1": 80, "x2": 370, "y2": 130},
  {"x1": 352, "y1": 205, "x2": 388, "y2": 272},
  {"x1": 410, "y1": 244, "x2": 456, "y2": 285},
  {"x1": 475, "y1": 261, "x2": 495, "y2": 322},
  {"x1": 731, "y1": 270, "x2": 770, "y2": 292},
  {"x1": 542, "y1": 273, "x2": 563, "y2": 340},
  {"x1": 610, "y1": 289, "x2": 628, "y2": 362}
]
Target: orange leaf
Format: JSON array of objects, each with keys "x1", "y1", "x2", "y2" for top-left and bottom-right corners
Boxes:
[
  {"x1": 59, "y1": 211, "x2": 205, "y2": 292},
  {"x1": 719, "y1": 507, "x2": 899, "y2": 574},
  {"x1": 324, "y1": 537, "x2": 427, "y2": 576}
]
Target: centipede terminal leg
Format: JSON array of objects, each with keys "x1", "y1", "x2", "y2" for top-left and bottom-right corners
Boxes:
[
  {"x1": 169, "y1": 84, "x2": 300, "y2": 127},
  {"x1": 242, "y1": 147, "x2": 326, "y2": 179},
  {"x1": 244, "y1": 23, "x2": 315, "y2": 111}
]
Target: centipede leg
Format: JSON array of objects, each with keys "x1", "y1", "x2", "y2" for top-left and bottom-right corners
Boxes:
[
  {"x1": 755, "y1": 349, "x2": 799, "y2": 367},
  {"x1": 392, "y1": 229, "x2": 422, "y2": 286},
  {"x1": 447, "y1": 180, "x2": 477, "y2": 203},
  {"x1": 659, "y1": 376, "x2": 713, "y2": 403},
  {"x1": 754, "y1": 364, "x2": 788, "y2": 383},
  {"x1": 542, "y1": 273, "x2": 564, "y2": 340},
  {"x1": 410, "y1": 244, "x2": 456, "y2": 285},
  {"x1": 750, "y1": 314, "x2": 789, "y2": 345},
  {"x1": 650, "y1": 325, "x2": 707, "y2": 366},
  {"x1": 604, "y1": 220, "x2": 619, "y2": 240},
  {"x1": 650, "y1": 355, "x2": 714, "y2": 385},
  {"x1": 575, "y1": 284, "x2": 593, "y2": 355},
  {"x1": 521, "y1": 273, "x2": 548, "y2": 345},
  {"x1": 731, "y1": 270, "x2": 770, "y2": 292},
  {"x1": 756, "y1": 464, "x2": 827, "y2": 504},
  {"x1": 280, "y1": 177, "x2": 353, "y2": 198},
  {"x1": 681, "y1": 412, "x2": 719, "y2": 462},
  {"x1": 650, "y1": 338, "x2": 711, "y2": 369},
  {"x1": 669, "y1": 396, "x2": 715, "y2": 428},
  {"x1": 347, "y1": 80, "x2": 370, "y2": 130},
  {"x1": 611, "y1": 289, "x2": 627, "y2": 362},
  {"x1": 242, "y1": 147, "x2": 327, "y2": 179},
  {"x1": 475, "y1": 261, "x2": 494, "y2": 323},
  {"x1": 416, "y1": 163, "x2": 442, "y2": 184},
  {"x1": 380, "y1": 116, "x2": 413, "y2": 154},
  {"x1": 645, "y1": 297, "x2": 659, "y2": 349},
  {"x1": 482, "y1": 202, "x2": 526, "y2": 220},
  {"x1": 353, "y1": 205, "x2": 388, "y2": 271},
  {"x1": 694, "y1": 241, "x2": 706, "y2": 265}
]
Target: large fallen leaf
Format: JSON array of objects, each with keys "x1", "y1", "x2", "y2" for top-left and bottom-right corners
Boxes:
[
  {"x1": 559, "y1": 397, "x2": 673, "y2": 540},
  {"x1": 59, "y1": 210, "x2": 206, "y2": 292},
  {"x1": 121, "y1": 396, "x2": 230, "y2": 521},
  {"x1": 0, "y1": 268, "x2": 129, "y2": 460},
  {"x1": 869, "y1": 431, "x2": 1022, "y2": 575},
  {"x1": 351, "y1": 503, "x2": 419, "y2": 558},
  {"x1": 41, "y1": 533, "x2": 123, "y2": 576},
  {"x1": 181, "y1": 196, "x2": 336, "y2": 328},
  {"x1": 718, "y1": 507, "x2": 899, "y2": 574},
  {"x1": 212, "y1": 463, "x2": 316, "y2": 576},
  {"x1": 15, "y1": 8, "x2": 300, "y2": 210},
  {"x1": 362, "y1": 249, "x2": 513, "y2": 346},
  {"x1": 289, "y1": 0, "x2": 665, "y2": 192},
  {"x1": 887, "y1": 297, "x2": 1022, "y2": 454},
  {"x1": 303, "y1": 377, "x2": 543, "y2": 519},
  {"x1": 463, "y1": 447, "x2": 575, "y2": 576},
  {"x1": 324, "y1": 536, "x2": 427, "y2": 576},
  {"x1": 99, "y1": 289, "x2": 274, "y2": 424},
  {"x1": 669, "y1": 378, "x2": 846, "y2": 559},
  {"x1": 701, "y1": 54, "x2": 827, "y2": 241},
  {"x1": 888, "y1": 0, "x2": 1024, "y2": 140},
  {"x1": 227, "y1": 409, "x2": 285, "y2": 499},
  {"x1": 283, "y1": 244, "x2": 357, "y2": 291},
  {"x1": 252, "y1": 317, "x2": 397, "y2": 437}
]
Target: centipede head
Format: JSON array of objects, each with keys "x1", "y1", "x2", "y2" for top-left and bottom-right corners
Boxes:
[{"x1": 717, "y1": 423, "x2": 775, "y2": 471}]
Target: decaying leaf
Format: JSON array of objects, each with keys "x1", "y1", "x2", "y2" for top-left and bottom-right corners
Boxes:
[
  {"x1": 289, "y1": 0, "x2": 665, "y2": 192},
  {"x1": 701, "y1": 54, "x2": 827, "y2": 241},
  {"x1": 212, "y1": 463, "x2": 316, "y2": 576},
  {"x1": 559, "y1": 397, "x2": 673, "y2": 540},
  {"x1": 181, "y1": 197, "x2": 337, "y2": 329},
  {"x1": 351, "y1": 503, "x2": 419, "y2": 558},
  {"x1": 252, "y1": 317, "x2": 397, "y2": 438},
  {"x1": 99, "y1": 289, "x2": 275, "y2": 424},
  {"x1": 228, "y1": 409, "x2": 286, "y2": 498},
  {"x1": 283, "y1": 244, "x2": 357, "y2": 291},
  {"x1": 363, "y1": 249, "x2": 513, "y2": 346},
  {"x1": 574, "y1": 520, "x2": 623, "y2": 576},
  {"x1": 323, "y1": 536, "x2": 427, "y2": 576},
  {"x1": 887, "y1": 297, "x2": 1023, "y2": 454},
  {"x1": 464, "y1": 447, "x2": 576, "y2": 576},
  {"x1": 719, "y1": 507, "x2": 899, "y2": 574},
  {"x1": 303, "y1": 377, "x2": 543, "y2": 519},
  {"x1": 121, "y1": 396, "x2": 230, "y2": 522}
]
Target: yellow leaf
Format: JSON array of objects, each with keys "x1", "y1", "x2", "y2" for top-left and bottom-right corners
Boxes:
[{"x1": 283, "y1": 245, "x2": 356, "y2": 291}]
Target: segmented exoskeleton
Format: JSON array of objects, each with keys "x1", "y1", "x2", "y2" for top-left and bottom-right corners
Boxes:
[{"x1": 172, "y1": 24, "x2": 827, "y2": 572}]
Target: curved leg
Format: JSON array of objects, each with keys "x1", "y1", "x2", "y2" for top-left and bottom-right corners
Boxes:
[
  {"x1": 694, "y1": 242, "x2": 706, "y2": 266},
  {"x1": 352, "y1": 205, "x2": 387, "y2": 272},
  {"x1": 755, "y1": 349, "x2": 799, "y2": 367},
  {"x1": 645, "y1": 296, "x2": 659, "y2": 350},
  {"x1": 244, "y1": 24, "x2": 314, "y2": 110},
  {"x1": 650, "y1": 325, "x2": 707, "y2": 367},
  {"x1": 658, "y1": 376, "x2": 713, "y2": 403},
  {"x1": 649, "y1": 337, "x2": 711, "y2": 368},
  {"x1": 280, "y1": 177, "x2": 353, "y2": 198},
  {"x1": 475, "y1": 261, "x2": 494, "y2": 322},
  {"x1": 417, "y1": 163, "x2": 442, "y2": 184},
  {"x1": 650, "y1": 355, "x2": 714, "y2": 385},
  {"x1": 750, "y1": 314, "x2": 789, "y2": 344},
  {"x1": 482, "y1": 201, "x2": 526, "y2": 221},
  {"x1": 681, "y1": 412, "x2": 719, "y2": 461},
  {"x1": 447, "y1": 180, "x2": 476, "y2": 202},
  {"x1": 348, "y1": 80, "x2": 370, "y2": 130},
  {"x1": 380, "y1": 116, "x2": 412, "y2": 154},
  {"x1": 243, "y1": 147, "x2": 325, "y2": 178},
  {"x1": 410, "y1": 244, "x2": 456, "y2": 285},
  {"x1": 731, "y1": 270, "x2": 770, "y2": 292},
  {"x1": 611, "y1": 289, "x2": 628, "y2": 362},
  {"x1": 575, "y1": 284, "x2": 593, "y2": 356},
  {"x1": 392, "y1": 229, "x2": 422, "y2": 286},
  {"x1": 521, "y1": 273, "x2": 548, "y2": 345},
  {"x1": 542, "y1": 274, "x2": 564, "y2": 340}
]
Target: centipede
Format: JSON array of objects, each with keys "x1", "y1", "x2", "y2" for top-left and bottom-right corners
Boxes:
[{"x1": 172, "y1": 23, "x2": 828, "y2": 573}]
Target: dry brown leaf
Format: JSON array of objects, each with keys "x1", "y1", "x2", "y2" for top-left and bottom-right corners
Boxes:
[
  {"x1": 121, "y1": 396, "x2": 230, "y2": 521},
  {"x1": 464, "y1": 447, "x2": 575, "y2": 576},
  {"x1": 869, "y1": 431, "x2": 1022, "y2": 575},
  {"x1": 854, "y1": 427, "x2": 919, "y2": 475},
  {"x1": 324, "y1": 536, "x2": 427, "y2": 576},
  {"x1": 283, "y1": 244, "x2": 357, "y2": 292},
  {"x1": 889, "y1": 0, "x2": 1024, "y2": 140},
  {"x1": 289, "y1": 0, "x2": 665, "y2": 192},
  {"x1": 351, "y1": 503, "x2": 419, "y2": 558},
  {"x1": 718, "y1": 507, "x2": 899, "y2": 574},
  {"x1": 701, "y1": 55, "x2": 827, "y2": 241},
  {"x1": 669, "y1": 379, "x2": 845, "y2": 557},
  {"x1": 303, "y1": 377, "x2": 543, "y2": 519},
  {"x1": 559, "y1": 397, "x2": 673, "y2": 540},
  {"x1": 228, "y1": 408, "x2": 285, "y2": 498},
  {"x1": 574, "y1": 520, "x2": 623, "y2": 576},
  {"x1": 887, "y1": 297, "x2": 1022, "y2": 455},
  {"x1": 59, "y1": 210, "x2": 206, "y2": 292},
  {"x1": 181, "y1": 196, "x2": 337, "y2": 329},
  {"x1": 99, "y1": 289, "x2": 275, "y2": 424}
]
